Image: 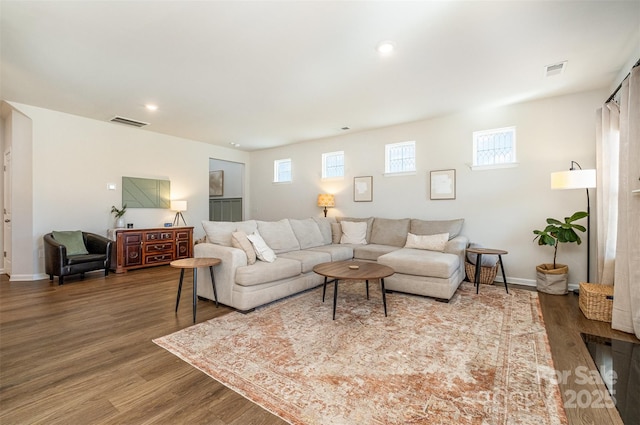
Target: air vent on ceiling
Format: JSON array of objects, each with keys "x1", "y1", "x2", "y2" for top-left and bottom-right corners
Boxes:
[
  {"x1": 545, "y1": 61, "x2": 567, "y2": 77},
  {"x1": 109, "y1": 116, "x2": 149, "y2": 128}
]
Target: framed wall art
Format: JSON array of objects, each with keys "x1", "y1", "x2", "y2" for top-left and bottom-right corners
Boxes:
[
  {"x1": 209, "y1": 170, "x2": 224, "y2": 197},
  {"x1": 430, "y1": 169, "x2": 456, "y2": 200},
  {"x1": 354, "y1": 176, "x2": 373, "y2": 202}
]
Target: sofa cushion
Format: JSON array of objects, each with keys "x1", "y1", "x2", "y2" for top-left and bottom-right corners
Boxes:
[
  {"x1": 336, "y1": 217, "x2": 374, "y2": 242},
  {"x1": 370, "y1": 218, "x2": 410, "y2": 247},
  {"x1": 279, "y1": 250, "x2": 331, "y2": 273},
  {"x1": 52, "y1": 230, "x2": 89, "y2": 255},
  {"x1": 340, "y1": 221, "x2": 368, "y2": 244},
  {"x1": 312, "y1": 217, "x2": 335, "y2": 245},
  {"x1": 235, "y1": 257, "x2": 302, "y2": 287},
  {"x1": 247, "y1": 231, "x2": 277, "y2": 263},
  {"x1": 405, "y1": 232, "x2": 449, "y2": 252},
  {"x1": 308, "y1": 245, "x2": 354, "y2": 262},
  {"x1": 202, "y1": 220, "x2": 257, "y2": 246},
  {"x1": 410, "y1": 218, "x2": 464, "y2": 239},
  {"x1": 378, "y1": 248, "x2": 459, "y2": 279},
  {"x1": 289, "y1": 218, "x2": 325, "y2": 249},
  {"x1": 352, "y1": 244, "x2": 399, "y2": 261},
  {"x1": 257, "y1": 219, "x2": 301, "y2": 253},
  {"x1": 231, "y1": 231, "x2": 256, "y2": 265}
]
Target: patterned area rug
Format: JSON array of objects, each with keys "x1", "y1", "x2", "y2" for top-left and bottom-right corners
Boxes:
[{"x1": 154, "y1": 282, "x2": 567, "y2": 425}]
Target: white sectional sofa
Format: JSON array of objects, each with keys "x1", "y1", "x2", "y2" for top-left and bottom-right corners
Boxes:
[{"x1": 194, "y1": 216, "x2": 468, "y2": 312}]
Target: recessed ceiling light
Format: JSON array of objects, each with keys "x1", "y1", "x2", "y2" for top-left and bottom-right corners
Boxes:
[
  {"x1": 145, "y1": 104, "x2": 158, "y2": 111},
  {"x1": 376, "y1": 41, "x2": 395, "y2": 55}
]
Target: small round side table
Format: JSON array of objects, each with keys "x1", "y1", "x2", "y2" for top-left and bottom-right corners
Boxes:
[
  {"x1": 170, "y1": 257, "x2": 221, "y2": 323},
  {"x1": 465, "y1": 248, "x2": 509, "y2": 295}
]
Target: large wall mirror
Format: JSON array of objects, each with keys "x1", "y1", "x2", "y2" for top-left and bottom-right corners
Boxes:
[{"x1": 122, "y1": 176, "x2": 170, "y2": 208}]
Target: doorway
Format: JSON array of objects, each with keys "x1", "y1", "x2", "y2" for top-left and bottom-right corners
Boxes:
[
  {"x1": 3, "y1": 149, "x2": 12, "y2": 275},
  {"x1": 209, "y1": 158, "x2": 244, "y2": 222}
]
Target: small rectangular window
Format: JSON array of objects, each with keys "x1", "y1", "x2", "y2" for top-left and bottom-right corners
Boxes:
[
  {"x1": 385, "y1": 141, "x2": 416, "y2": 174},
  {"x1": 274, "y1": 158, "x2": 291, "y2": 183},
  {"x1": 473, "y1": 127, "x2": 516, "y2": 167},
  {"x1": 322, "y1": 151, "x2": 344, "y2": 178}
]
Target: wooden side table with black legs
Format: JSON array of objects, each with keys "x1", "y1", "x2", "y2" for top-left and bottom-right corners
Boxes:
[
  {"x1": 465, "y1": 248, "x2": 509, "y2": 295},
  {"x1": 170, "y1": 257, "x2": 221, "y2": 323}
]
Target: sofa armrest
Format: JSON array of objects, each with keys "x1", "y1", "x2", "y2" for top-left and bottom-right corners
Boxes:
[
  {"x1": 194, "y1": 242, "x2": 248, "y2": 306},
  {"x1": 444, "y1": 235, "x2": 469, "y2": 256}
]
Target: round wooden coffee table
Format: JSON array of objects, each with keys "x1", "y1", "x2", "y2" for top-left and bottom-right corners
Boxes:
[
  {"x1": 170, "y1": 257, "x2": 221, "y2": 323},
  {"x1": 313, "y1": 260, "x2": 394, "y2": 320}
]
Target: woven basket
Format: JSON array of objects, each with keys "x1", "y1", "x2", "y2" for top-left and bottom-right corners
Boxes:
[
  {"x1": 465, "y1": 261, "x2": 498, "y2": 285},
  {"x1": 579, "y1": 283, "x2": 614, "y2": 322}
]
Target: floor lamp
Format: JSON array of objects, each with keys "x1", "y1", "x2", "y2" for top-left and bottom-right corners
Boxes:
[{"x1": 550, "y1": 161, "x2": 596, "y2": 287}]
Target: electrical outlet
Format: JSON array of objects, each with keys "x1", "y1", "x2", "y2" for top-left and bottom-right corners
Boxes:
[{"x1": 38, "y1": 248, "x2": 44, "y2": 258}]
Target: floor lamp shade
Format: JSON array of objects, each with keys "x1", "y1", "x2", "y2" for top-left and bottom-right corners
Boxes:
[{"x1": 550, "y1": 169, "x2": 596, "y2": 189}]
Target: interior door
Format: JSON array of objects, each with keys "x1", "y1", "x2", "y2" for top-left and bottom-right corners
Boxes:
[{"x1": 3, "y1": 150, "x2": 11, "y2": 275}]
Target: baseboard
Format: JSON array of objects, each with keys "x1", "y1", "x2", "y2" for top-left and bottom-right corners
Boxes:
[
  {"x1": 8, "y1": 273, "x2": 48, "y2": 282},
  {"x1": 493, "y1": 276, "x2": 579, "y2": 292}
]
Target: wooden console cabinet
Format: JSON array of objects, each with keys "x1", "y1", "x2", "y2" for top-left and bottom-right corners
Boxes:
[{"x1": 110, "y1": 227, "x2": 194, "y2": 273}]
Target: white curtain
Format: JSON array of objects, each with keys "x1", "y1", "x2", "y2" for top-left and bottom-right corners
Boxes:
[
  {"x1": 596, "y1": 103, "x2": 619, "y2": 284},
  {"x1": 611, "y1": 66, "x2": 640, "y2": 338}
]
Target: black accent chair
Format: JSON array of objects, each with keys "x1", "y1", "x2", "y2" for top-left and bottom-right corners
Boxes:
[{"x1": 43, "y1": 232, "x2": 112, "y2": 285}]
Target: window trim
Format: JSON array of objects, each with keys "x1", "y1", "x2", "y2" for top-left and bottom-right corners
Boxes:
[
  {"x1": 384, "y1": 140, "x2": 416, "y2": 174},
  {"x1": 321, "y1": 150, "x2": 345, "y2": 179},
  {"x1": 472, "y1": 126, "x2": 517, "y2": 168},
  {"x1": 273, "y1": 158, "x2": 292, "y2": 183}
]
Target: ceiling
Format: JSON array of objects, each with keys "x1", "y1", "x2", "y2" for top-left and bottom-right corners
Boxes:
[{"x1": 1, "y1": 1, "x2": 639, "y2": 151}]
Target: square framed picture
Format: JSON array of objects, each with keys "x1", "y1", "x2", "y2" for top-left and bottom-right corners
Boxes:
[
  {"x1": 430, "y1": 169, "x2": 456, "y2": 200},
  {"x1": 354, "y1": 176, "x2": 373, "y2": 202},
  {"x1": 209, "y1": 170, "x2": 224, "y2": 197}
]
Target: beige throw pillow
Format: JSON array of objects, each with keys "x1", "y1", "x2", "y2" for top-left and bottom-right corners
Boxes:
[
  {"x1": 405, "y1": 232, "x2": 449, "y2": 251},
  {"x1": 340, "y1": 221, "x2": 368, "y2": 245},
  {"x1": 247, "y1": 231, "x2": 277, "y2": 263},
  {"x1": 231, "y1": 231, "x2": 257, "y2": 265},
  {"x1": 331, "y1": 223, "x2": 342, "y2": 244}
]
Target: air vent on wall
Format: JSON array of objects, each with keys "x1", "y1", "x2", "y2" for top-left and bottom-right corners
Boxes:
[
  {"x1": 545, "y1": 61, "x2": 567, "y2": 77},
  {"x1": 109, "y1": 116, "x2": 149, "y2": 128}
]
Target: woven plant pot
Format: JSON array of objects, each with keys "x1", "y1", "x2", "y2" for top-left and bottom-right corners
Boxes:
[
  {"x1": 536, "y1": 263, "x2": 568, "y2": 295},
  {"x1": 465, "y1": 261, "x2": 498, "y2": 285}
]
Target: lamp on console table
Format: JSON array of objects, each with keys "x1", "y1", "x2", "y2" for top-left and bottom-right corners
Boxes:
[
  {"x1": 550, "y1": 161, "x2": 596, "y2": 287},
  {"x1": 317, "y1": 194, "x2": 335, "y2": 217},
  {"x1": 171, "y1": 200, "x2": 188, "y2": 227}
]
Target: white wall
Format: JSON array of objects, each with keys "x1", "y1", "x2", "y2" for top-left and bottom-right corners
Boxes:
[
  {"x1": 6, "y1": 102, "x2": 250, "y2": 280},
  {"x1": 249, "y1": 89, "x2": 607, "y2": 286}
]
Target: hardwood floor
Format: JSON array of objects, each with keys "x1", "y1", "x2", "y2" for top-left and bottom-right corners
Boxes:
[{"x1": 1, "y1": 268, "x2": 637, "y2": 424}]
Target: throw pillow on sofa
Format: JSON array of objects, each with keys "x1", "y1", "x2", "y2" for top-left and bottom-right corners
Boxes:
[
  {"x1": 404, "y1": 232, "x2": 449, "y2": 252},
  {"x1": 247, "y1": 231, "x2": 277, "y2": 263},
  {"x1": 340, "y1": 221, "x2": 368, "y2": 244},
  {"x1": 231, "y1": 231, "x2": 257, "y2": 265}
]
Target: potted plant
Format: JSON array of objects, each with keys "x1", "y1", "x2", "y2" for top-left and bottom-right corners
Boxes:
[
  {"x1": 532, "y1": 211, "x2": 587, "y2": 294},
  {"x1": 111, "y1": 204, "x2": 127, "y2": 228}
]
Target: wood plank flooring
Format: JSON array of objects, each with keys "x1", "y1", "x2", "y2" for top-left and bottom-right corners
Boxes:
[{"x1": 1, "y1": 268, "x2": 637, "y2": 424}]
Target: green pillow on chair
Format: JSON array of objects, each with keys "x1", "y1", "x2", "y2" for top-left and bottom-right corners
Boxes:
[{"x1": 52, "y1": 230, "x2": 89, "y2": 255}]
